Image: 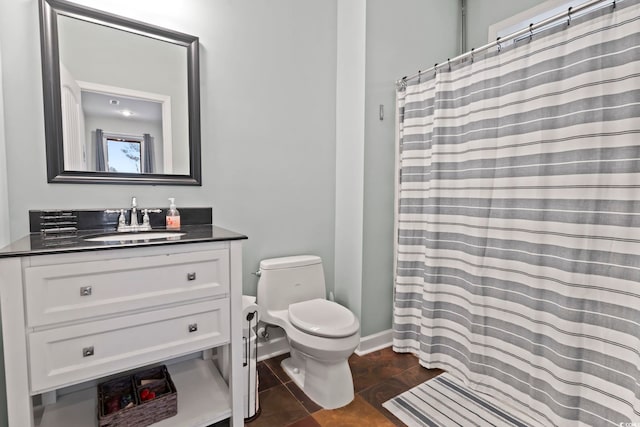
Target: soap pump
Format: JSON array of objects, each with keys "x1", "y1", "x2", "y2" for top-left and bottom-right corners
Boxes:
[{"x1": 166, "y1": 198, "x2": 181, "y2": 230}]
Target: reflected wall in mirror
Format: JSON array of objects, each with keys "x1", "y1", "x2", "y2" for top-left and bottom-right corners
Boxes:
[{"x1": 39, "y1": 0, "x2": 201, "y2": 185}]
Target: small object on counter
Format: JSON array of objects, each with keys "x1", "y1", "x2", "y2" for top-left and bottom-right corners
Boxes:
[
  {"x1": 165, "y1": 198, "x2": 181, "y2": 230},
  {"x1": 140, "y1": 379, "x2": 155, "y2": 386}
]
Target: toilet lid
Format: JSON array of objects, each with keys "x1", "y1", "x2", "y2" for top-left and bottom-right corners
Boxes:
[{"x1": 288, "y1": 299, "x2": 359, "y2": 338}]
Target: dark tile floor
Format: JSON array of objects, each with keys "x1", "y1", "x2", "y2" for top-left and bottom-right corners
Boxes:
[{"x1": 226, "y1": 346, "x2": 442, "y2": 427}]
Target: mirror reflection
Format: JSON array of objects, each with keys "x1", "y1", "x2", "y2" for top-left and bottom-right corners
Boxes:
[
  {"x1": 57, "y1": 14, "x2": 189, "y2": 175},
  {"x1": 39, "y1": 0, "x2": 201, "y2": 185}
]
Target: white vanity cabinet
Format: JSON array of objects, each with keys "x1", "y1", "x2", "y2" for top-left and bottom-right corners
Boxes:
[{"x1": 0, "y1": 239, "x2": 245, "y2": 427}]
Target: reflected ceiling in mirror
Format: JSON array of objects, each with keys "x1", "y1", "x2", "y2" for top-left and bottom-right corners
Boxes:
[{"x1": 39, "y1": 0, "x2": 201, "y2": 185}]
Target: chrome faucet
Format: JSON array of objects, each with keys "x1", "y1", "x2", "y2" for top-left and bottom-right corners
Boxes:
[
  {"x1": 105, "y1": 197, "x2": 161, "y2": 232},
  {"x1": 130, "y1": 197, "x2": 139, "y2": 229}
]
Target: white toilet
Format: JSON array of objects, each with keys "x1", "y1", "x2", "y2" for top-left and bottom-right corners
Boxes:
[{"x1": 256, "y1": 255, "x2": 360, "y2": 409}]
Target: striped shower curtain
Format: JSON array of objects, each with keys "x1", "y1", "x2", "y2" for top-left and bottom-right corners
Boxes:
[{"x1": 393, "y1": 1, "x2": 640, "y2": 425}]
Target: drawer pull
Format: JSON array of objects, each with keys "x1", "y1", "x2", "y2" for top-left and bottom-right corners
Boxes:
[
  {"x1": 187, "y1": 272, "x2": 196, "y2": 281},
  {"x1": 82, "y1": 346, "x2": 94, "y2": 357},
  {"x1": 188, "y1": 323, "x2": 198, "y2": 333},
  {"x1": 80, "y1": 286, "x2": 92, "y2": 296}
]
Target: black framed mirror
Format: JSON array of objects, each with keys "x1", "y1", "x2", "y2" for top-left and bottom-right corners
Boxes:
[{"x1": 39, "y1": 0, "x2": 201, "y2": 185}]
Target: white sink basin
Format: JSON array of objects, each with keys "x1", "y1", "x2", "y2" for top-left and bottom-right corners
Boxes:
[{"x1": 84, "y1": 231, "x2": 186, "y2": 242}]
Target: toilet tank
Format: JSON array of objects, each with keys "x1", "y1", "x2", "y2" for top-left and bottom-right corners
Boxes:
[{"x1": 257, "y1": 255, "x2": 326, "y2": 312}]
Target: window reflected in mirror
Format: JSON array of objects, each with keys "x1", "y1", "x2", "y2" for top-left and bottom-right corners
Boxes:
[{"x1": 106, "y1": 138, "x2": 141, "y2": 173}]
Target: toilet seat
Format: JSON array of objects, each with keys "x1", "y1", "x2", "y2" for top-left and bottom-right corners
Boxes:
[{"x1": 288, "y1": 298, "x2": 359, "y2": 338}]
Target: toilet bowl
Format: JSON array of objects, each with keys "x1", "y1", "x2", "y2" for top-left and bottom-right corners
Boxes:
[{"x1": 256, "y1": 256, "x2": 360, "y2": 409}]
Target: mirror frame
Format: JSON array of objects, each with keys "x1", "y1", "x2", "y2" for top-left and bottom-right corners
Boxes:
[{"x1": 39, "y1": 0, "x2": 201, "y2": 185}]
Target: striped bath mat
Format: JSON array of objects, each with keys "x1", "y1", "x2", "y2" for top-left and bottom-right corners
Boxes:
[{"x1": 383, "y1": 373, "x2": 532, "y2": 427}]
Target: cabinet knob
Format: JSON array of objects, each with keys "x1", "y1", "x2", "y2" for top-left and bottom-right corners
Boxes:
[
  {"x1": 82, "y1": 346, "x2": 94, "y2": 357},
  {"x1": 188, "y1": 323, "x2": 198, "y2": 333},
  {"x1": 80, "y1": 286, "x2": 92, "y2": 296},
  {"x1": 187, "y1": 272, "x2": 196, "y2": 281}
]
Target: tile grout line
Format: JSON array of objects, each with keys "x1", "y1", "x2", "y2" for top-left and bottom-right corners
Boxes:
[
  {"x1": 353, "y1": 358, "x2": 427, "y2": 427},
  {"x1": 281, "y1": 382, "x2": 314, "y2": 427},
  {"x1": 261, "y1": 359, "x2": 315, "y2": 426},
  {"x1": 260, "y1": 360, "x2": 287, "y2": 391},
  {"x1": 264, "y1": 358, "x2": 292, "y2": 385}
]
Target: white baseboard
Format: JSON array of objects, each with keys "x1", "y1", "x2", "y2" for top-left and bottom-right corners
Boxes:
[
  {"x1": 355, "y1": 329, "x2": 393, "y2": 356},
  {"x1": 256, "y1": 328, "x2": 393, "y2": 361},
  {"x1": 257, "y1": 336, "x2": 289, "y2": 362},
  {"x1": 256, "y1": 328, "x2": 290, "y2": 362}
]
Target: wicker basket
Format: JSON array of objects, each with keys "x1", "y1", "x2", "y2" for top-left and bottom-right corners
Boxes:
[{"x1": 98, "y1": 365, "x2": 178, "y2": 427}]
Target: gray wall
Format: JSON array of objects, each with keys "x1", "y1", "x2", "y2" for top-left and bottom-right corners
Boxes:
[
  {"x1": 0, "y1": 46, "x2": 9, "y2": 427},
  {"x1": 205, "y1": 0, "x2": 338, "y2": 297},
  {"x1": 0, "y1": 48, "x2": 9, "y2": 248},
  {"x1": 334, "y1": 0, "x2": 366, "y2": 319},
  {"x1": 361, "y1": 0, "x2": 460, "y2": 337},
  {"x1": 466, "y1": 0, "x2": 547, "y2": 48}
]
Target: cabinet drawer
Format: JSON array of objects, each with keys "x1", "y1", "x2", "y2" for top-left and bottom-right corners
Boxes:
[
  {"x1": 24, "y1": 249, "x2": 229, "y2": 327},
  {"x1": 28, "y1": 299, "x2": 229, "y2": 393}
]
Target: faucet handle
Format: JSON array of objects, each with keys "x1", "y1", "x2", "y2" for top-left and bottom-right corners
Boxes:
[
  {"x1": 105, "y1": 209, "x2": 126, "y2": 223},
  {"x1": 140, "y1": 209, "x2": 162, "y2": 230},
  {"x1": 140, "y1": 208, "x2": 161, "y2": 218},
  {"x1": 105, "y1": 209, "x2": 126, "y2": 231}
]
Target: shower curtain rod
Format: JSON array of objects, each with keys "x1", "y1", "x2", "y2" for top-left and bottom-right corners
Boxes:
[{"x1": 397, "y1": 0, "x2": 615, "y2": 85}]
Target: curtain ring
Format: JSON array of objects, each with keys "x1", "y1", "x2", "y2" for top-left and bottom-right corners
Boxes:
[
  {"x1": 434, "y1": 63, "x2": 438, "y2": 76},
  {"x1": 471, "y1": 48, "x2": 475, "y2": 63},
  {"x1": 612, "y1": 0, "x2": 616, "y2": 9},
  {"x1": 448, "y1": 58, "x2": 451, "y2": 71},
  {"x1": 417, "y1": 70, "x2": 421, "y2": 83},
  {"x1": 529, "y1": 23, "x2": 534, "y2": 41},
  {"x1": 496, "y1": 37, "x2": 502, "y2": 53},
  {"x1": 567, "y1": 6, "x2": 573, "y2": 25},
  {"x1": 398, "y1": 76, "x2": 407, "y2": 90}
]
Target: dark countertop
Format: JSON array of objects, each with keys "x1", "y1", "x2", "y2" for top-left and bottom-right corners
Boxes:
[{"x1": 0, "y1": 225, "x2": 247, "y2": 258}]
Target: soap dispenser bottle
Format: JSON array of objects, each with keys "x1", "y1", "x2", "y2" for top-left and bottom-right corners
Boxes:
[{"x1": 166, "y1": 198, "x2": 181, "y2": 230}]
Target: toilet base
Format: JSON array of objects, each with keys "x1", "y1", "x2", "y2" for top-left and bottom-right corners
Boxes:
[{"x1": 281, "y1": 350, "x2": 354, "y2": 410}]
